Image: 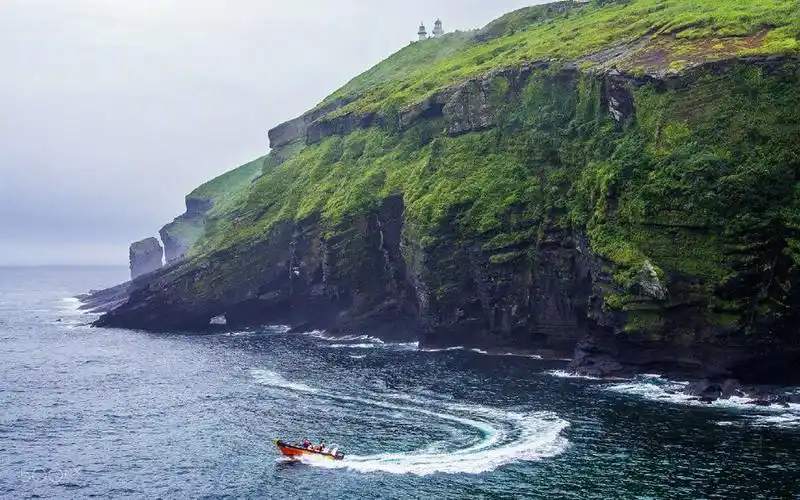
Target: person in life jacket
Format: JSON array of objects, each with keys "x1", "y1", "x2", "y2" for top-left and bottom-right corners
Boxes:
[{"x1": 302, "y1": 439, "x2": 311, "y2": 449}]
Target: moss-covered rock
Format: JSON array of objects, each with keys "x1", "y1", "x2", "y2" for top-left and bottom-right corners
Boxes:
[{"x1": 94, "y1": 0, "x2": 800, "y2": 382}]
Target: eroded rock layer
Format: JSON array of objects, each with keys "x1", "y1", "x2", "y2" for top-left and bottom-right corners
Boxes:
[
  {"x1": 91, "y1": 0, "x2": 800, "y2": 383},
  {"x1": 129, "y1": 238, "x2": 163, "y2": 280}
]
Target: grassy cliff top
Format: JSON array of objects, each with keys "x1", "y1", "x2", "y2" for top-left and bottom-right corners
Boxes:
[
  {"x1": 319, "y1": 0, "x2": 798, "y2": 117},
  {"x1": 160, "y1": 156, "x2": 266, "y2": 249},
  {"x1": 189, "y1": 156, "x2": 266, "y2": 202},
  {"x1": 188, "y1": 0, "x2": 799, "y2": 259}
]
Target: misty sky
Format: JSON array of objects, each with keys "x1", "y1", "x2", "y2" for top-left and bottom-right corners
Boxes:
[{"x1": 0, "y1": 0, "x2": 544, "y2": 265}]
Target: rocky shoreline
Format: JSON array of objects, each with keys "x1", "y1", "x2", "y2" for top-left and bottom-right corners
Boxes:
[
  {"x1": 82, "y1": 180, "x2": 800, "y2": 387},
  {"x1": 679, "y1": 379, "x2": 800, "y2": 407},
  {"x1": 79, "y1": 279, "x2": 800, "y2": 405}
]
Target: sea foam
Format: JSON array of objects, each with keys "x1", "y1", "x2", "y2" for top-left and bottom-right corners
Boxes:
[
  {"x1": 251, "y1": 368, "x2": 569, "y2": 475},
  {"x1": 604, "y1": 375, "x2": 800, "y2": 429}
]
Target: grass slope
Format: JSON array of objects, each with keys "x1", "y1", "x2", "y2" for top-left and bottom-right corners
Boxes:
[
  {"x1": 190, "y1": 155, "x2": 266, "y2": 204},
  {"x1": 319, "y1": 0, "x2": 798, "y2": 117},
  {"x1": 163, "y1": 156, "x2": 266, "y2": 252},
  {"x1": 182, "y1": 0, "x2": 800, "y2": 336}
]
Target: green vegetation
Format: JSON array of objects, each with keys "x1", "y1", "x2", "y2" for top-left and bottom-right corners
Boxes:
[
  {"x1": 159, "y1": 156, "x2": 265, "y2": 252},
  {"x1": 191, "y1": 155, "x2": 266, "y2": 206},
  {"x1": 177, "y1": 0, "x2": 799, "y2": 338},
  {"x1": 573, "y1": 63, "x2": 800, "y2": 332},
  {"x1": 161, "y1": 217, "x2": 204, "y2": 242},
  {"x1": 195, "y1": 70, "x2": 589, "y2": 254},
  {"x1": 320, "y1": 0, "x2": 798, "y2": 117},
  {"x1": 322, "y1": 30, "x2": 475, "y2": 107}
]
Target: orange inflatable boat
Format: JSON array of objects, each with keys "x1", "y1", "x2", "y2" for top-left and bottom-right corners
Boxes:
[{"x1": 275, "y1": 439, "x2": 345, "y2": 461}]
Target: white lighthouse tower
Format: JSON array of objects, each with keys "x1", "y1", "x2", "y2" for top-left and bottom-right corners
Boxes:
[
  {"x1": 432, "y1": 18, "x2": 444, "y2": 38},
  {"x1": 418, "y1": 21, "x2": 428, "y2": 41}
]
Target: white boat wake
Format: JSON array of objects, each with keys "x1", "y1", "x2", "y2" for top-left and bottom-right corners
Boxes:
[{"x1": 251, "y1": 369, "x2": 569, "y2": 475}]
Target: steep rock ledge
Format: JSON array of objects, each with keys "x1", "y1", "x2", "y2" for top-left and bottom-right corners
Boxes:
[
  {"x1": 268, "y1": 96, "x2": 359, "y2": 149},
  {"x1": 94, "y1": 54, "x2": 800, "y2": 383},
  {"x1": 129, "y1": 238, "x2": 163, "y2": 280},
  {"x1": 159, "y1": 196, "x2": 212, "y2": 265},
  {"x1": 95, "y1": 196, "x2": 595, "y2": 358},
  {"x1": 406, "y1": 211, "x2": 593, "y2": 355},
  {"x1": 97, "y1": 196, "x2": 418, "y2": 335}
]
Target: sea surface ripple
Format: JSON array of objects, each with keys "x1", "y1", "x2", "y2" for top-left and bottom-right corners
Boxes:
[{"x1": 1, "y1": 267, "x2": 799, "y2": 498}]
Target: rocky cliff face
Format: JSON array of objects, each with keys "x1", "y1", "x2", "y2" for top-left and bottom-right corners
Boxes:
[
  {"x1": 98, "y1": 197, "x2": 418, "y2": 336},
  {"x1": 404, "y1": 209, "x2": 592, "y2": 355},
  {"x1": 267, "y1": 97, "x2": 358, "y2": 149},
  {"x1": 269, "y1": 65, "x2": 552, "y2": 148},
  {"x1": 159, "y1": 196, "x2": 211, "y2": 265},
  {"x1": 129, "y1": 238, "x2": 164, "y2": 280},
  {"x1": 92, "y1": 0, "x2": 800, "y2": 384},
  {"x1": 98, "y1": 55, "x2": 799, "y2": 383},
  {"x1": 98, "y1": 195, "x2": 590, "y2": 358},
  {"x1": 149, "y1": 155, "x2": 266, "y2": 267}
]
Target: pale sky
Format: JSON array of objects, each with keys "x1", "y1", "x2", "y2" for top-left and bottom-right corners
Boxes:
[{"x1": 0, "y1": 0, "x2": 543, "y2": 265}]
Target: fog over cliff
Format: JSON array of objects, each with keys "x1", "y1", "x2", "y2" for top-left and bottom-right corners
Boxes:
[{"x1": 0, "y1": 0, "x2": 543, "y2": 265}]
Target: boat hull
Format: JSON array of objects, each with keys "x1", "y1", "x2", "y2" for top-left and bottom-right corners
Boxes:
[{"x1": 275, "y1": 439, "x2": 345, "y2": 461}]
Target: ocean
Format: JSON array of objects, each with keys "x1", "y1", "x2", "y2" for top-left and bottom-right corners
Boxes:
[{"x1": 1, "y1": 266, "x2": 799, "y2": 498}]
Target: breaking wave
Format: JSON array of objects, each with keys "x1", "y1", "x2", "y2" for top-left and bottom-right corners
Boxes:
[
  {"x1": 58, "y1": 296, "x2": 94, "y2": 328},
  {"x1": 546, "y1": 370, "x2": 604, "y2": 381},
  {"x1": 605, "y1": 375, "x2": 800, "y2": 429},
  {"x1": 252, "y1": 369, "x2": 569, "y2": 475},
  {"x1": 327, "y1": 342, "x2": 419, "y2": 350},
  {"x1": 61, "y1": 297, "x2": 81, "y2": 308},
  {"x1": 299, "y1": 331, "x2": 385, "y2": 343},
  {"x1": 296, "y1": 330, "x2": 548, "y2": 359},
  {"x1": 467, "y1": 348, "x2": 543, "y2": 359},
  {"x1": 420, "y1": 346, "x2": 543, "y2": 359},
  {"x1": 419, "y1": 346, "x2": 466, "y2": 353},
  {"x1": 296, "y1": 330, "x2": 418, "y2": 351}
]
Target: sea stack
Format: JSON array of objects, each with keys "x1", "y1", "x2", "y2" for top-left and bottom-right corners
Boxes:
[{"x1": 129, "y1": 237, "x2": 164, "y2": 280}]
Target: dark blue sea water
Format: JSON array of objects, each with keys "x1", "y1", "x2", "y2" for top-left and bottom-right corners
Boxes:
[{"x1": 2, "y1": 266, "x2": 800, "y2": 499}]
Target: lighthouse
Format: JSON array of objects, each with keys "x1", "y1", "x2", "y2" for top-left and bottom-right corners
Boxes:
[
  {"x1": 432, "y1": 18, "x2": 444, "y2": 38},
  {"x1": 418, "y1": 22, "x2": 428, "y2": 41}
]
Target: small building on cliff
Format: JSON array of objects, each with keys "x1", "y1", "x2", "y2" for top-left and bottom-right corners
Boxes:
[
  {"x1": 417, "y1": 19, "x2": 444, "y2": 41},
  {"x1": 432, "y1": 19, "x2": 444, "y2": 37}
]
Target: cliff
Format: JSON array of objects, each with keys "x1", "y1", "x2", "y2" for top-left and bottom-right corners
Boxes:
[
  {"x1": 160, "y1": 197, "x2": 209, "y2": 265},
  {"x1": 93, "y1": 0, "x2": 800, "y2": 383},
  {"x1": 157, "y1": 155, "x2": 267, "y2": 265},
  {"x1": 129, "y1": 238, "x2": 163, "y2": 279}
]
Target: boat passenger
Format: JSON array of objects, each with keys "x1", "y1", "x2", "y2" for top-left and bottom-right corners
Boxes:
[{"x1": 302, "y1": 439, "x2": 311, "y2": 449}]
